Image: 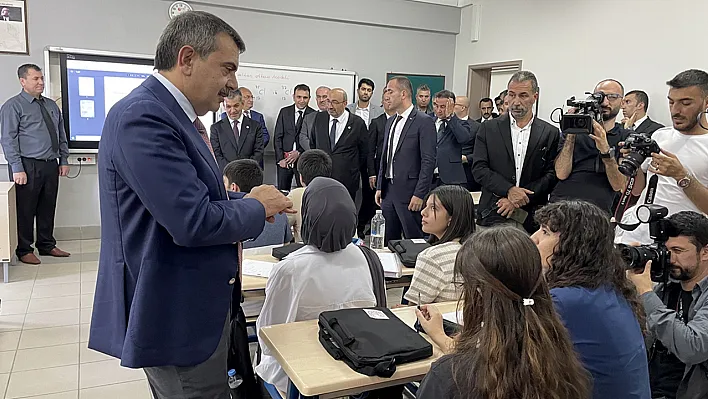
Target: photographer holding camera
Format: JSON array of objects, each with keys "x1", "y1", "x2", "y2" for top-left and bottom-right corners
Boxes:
[
  {"x1": 627, "y1": 211, "x2": 708, "y2": 399},
  {"x1": 616, "y1": 70, "x2": 708, "y2": 245},
  {"x1": 551, "y1": 79, "x2": 632, "y2": 213}
]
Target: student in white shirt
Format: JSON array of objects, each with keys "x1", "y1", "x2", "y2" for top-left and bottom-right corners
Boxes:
[{"x1": 256, "y1": 177, "x2": 376, "y2": 393}]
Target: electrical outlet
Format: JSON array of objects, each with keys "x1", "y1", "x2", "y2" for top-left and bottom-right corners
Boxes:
[{"x1": 67, "y1": 155, "x2": 96, "y2": 165}]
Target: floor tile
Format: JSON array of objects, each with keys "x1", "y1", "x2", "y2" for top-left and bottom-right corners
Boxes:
[
  {"x1": 28, "y1": 295, "x2": 81, "y2": 313},
  {"x1": 19, "y1": 325, "x2": 80, "y2": 350},
  {"x1": 79, "y1": 308, "x2": 92, "y2": 325},
  {"x1": 13, "y1": 343, "x2": 79, "y2": 372},
  {"x1": 56, "y1": 240, "x2": 83, "y2": 254},
  {"x1": 0, "y1": 373, "x2": 9, "y2": 397},
  {"x1": 21, "y1": 391, "x2": 78, "y2": 399},
  {"x1": 5, "y1": 364, "x2": 78, "y2": 398},
  {"x1": 34, "y1": 273, "x2": 81, "y2": 286},
  {"x1": 80, "y1": 324, "x2": 90, "y2": 343},
  {"x1": 37, "y1": 263, "x2": 81, "y2": 277},
  {"x1": 80, "y1": 294, "x2": 94, "y2": 309},
  {"x1": 80, "y1": 253, "x2": 99, "y2": 262},
  {"x1": 81, "y1": 240, "x2": 100, "y2": 254},
  {"x1": 80, "y1": 261, "x2": 98, "y2": 272},
  {"x1": 31, "y1": 283, "x2": 81, "y2": 299},
  {"x1": 0, "y1": 331, "x2": 21, "y2": 351},
  {"x1": 79, "y1": 343, "x2": 112, "y2": 364},
  {"x1": 0, "y1": 281, "x2": 34, "y2": 300},
  {"x1": 0, "y1": 300, "x2": 29, "y2": 316},
  {"x1": 23, "y1": 309, "x2": 80, "y2": 330},
  {"x1": 79, "y1": 359, "x2": 144, "y2": 389},
  {"x1": 79, "y1": 380, "x2": 151, "y2": 399},
  {"x1": 80, "y1": 282, "x2": 96, "y2": 295},
  {"x1": 8, "y1": 265, "x2": 39, "y2": 282},
  {"x1": 0, "y1": 314, "x2": 25, "y2": 333},
  {"x1": 0, "y1": 350, "x2": 15, "y2": 373},
  {"x1": 36, "y1": 255, "x2": 81, "y2": 265},
  {"x1": 80, "y1": 271, "x2": 98, "y2": 284}
]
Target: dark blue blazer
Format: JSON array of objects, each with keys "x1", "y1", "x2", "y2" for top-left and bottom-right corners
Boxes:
[
  {"x1": 90, "y1": 75, "x2": 267, "y2": 369},
  {"x1": 222, "y1": 110, "x2": 270, "y2": 146},
  {"x1": 434, "y1": 115, "x2": 471, "y2": 185},
  {"x1": 376, "y1": 107, "x2": 437, "y2": 202}
]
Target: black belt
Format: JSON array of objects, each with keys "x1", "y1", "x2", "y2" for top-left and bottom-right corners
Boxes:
[{"x1": 22, "y1": 157, "x2": 57, "y2": 162}]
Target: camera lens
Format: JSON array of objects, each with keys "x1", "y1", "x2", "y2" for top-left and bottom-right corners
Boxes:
[
  {"x1": 618, "y1": 244, "x2": 659, "y2": 270},
  {"x1": 575, "y1": 118, "x2": 587, "y2": 128},
  {"x1": 618, "y1": 152, "x2": 645, "y2": 177}
]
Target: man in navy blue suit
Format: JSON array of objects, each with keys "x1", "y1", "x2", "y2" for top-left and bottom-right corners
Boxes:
[
  {"x1": 90, "y1": 11, "x2": 293, "y2": 398},
  {"x1": 375, "y1": 77, "x2": 437, "y2": 242},
  {"x1": 431, "y1": 90, "x2": 471, "y2": 187}
]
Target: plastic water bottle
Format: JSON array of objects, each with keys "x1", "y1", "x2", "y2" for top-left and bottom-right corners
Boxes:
[
  {"x1": 228, "y1": 369, "x2": 243, "y2": 391},
  {"x1": 370, "y1": 210, "x2": 385, "y2": 249}
]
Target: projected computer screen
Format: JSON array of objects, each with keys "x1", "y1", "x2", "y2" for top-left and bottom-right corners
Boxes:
[{"x1": 59, "y1": 53, "x2": 154, "y2": 150}]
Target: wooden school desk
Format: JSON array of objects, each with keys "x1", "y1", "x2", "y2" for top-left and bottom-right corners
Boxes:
[{"x1": 259, "y1": 301, "x2": 459, "y2": 399}]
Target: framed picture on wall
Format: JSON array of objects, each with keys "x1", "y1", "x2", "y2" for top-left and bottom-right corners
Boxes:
[{"x1": 0, "y1": 0, "x2": 28, "y2": 55}]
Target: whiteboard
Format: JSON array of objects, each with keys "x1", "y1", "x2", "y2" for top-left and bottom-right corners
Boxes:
[{"x1": 229, "y1": 63, "x2": 357, "y2": 134}]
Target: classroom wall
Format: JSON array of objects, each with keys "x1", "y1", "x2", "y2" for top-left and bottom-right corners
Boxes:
[
  {"x1": 0, "y1": 0, "x2": 459, "y2": 235},
  {"x1": 453, "y1": 0, "x2": 708, "y2": 127}
]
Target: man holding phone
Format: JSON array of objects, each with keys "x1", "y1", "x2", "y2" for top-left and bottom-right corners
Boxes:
[{"x1": 551, "y1": 79, "x2": 632, "y2": 213}]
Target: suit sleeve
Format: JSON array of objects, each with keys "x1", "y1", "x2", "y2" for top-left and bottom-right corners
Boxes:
[
  {"x1": 274, "y1": 110, "x2": 285, "y2": 161},
  {"x1": 252, "y1": 123, "x2": 264, "y2": 165},
  {"x1": 471, "y1": 123, "x2": 515, "y2": 197},
  {"x1": 367, "y1": 120, "x2": 379, "y2": 177},
  {"x1": 462, "y1": 120, "x2": 480, "y2": 157},
  {"x1": 415, "y1": 117, "x2": 437, "y2": 199},
  {"x1": 525, "y1": 126, "x2": 560, "y2": 201},
  {"x1": 356, "y1": 119, "x2": 369, "y2": 174},
  {"x1": 258, "y1": 114, "x2": 270, "y2": 147},
  {"x1": 113, "y1": 101, "x2": 266, "y2": 247},
  {"x1": 448, "y1": 117, "x2": 471, "y2": 144},
  {"x1": 210, "y1": 124, "x2": 228, "y2": 172}
]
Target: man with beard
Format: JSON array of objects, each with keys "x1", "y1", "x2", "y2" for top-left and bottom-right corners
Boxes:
[
  {"x1": 415, "y1": 84, "x2": 435, "y2": 116},
  {"x1": 616, "y1": 70, "x2": 708, "y2": 245},
  {"x1": 347, "y1": 78, "x2": 383, "y2": 128},
  {"x1": 551, "y1": 79, "x2": 631, "y2": 213},
  {"x1": 475, "y1": 97, "x2": 497, "y2": 123},
  {"x1": 628, "y1": 211, "x2": 708, "y2": 399}
]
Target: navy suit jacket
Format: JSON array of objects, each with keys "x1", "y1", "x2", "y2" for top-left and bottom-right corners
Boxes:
[
  {"x1": 434, "y1": 116, "x2": 471, "y2": 185},
  {"x1": 377, "y1": 108, "x2": 437, "y2": 202},
  {"x1": 91, "y1": 75, "x2": 267, "y2": 369},
  {"x1": 210, "y1": 116, "x2": 264, "y2": 172}
]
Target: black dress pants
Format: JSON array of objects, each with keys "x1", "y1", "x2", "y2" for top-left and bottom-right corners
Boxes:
[{"x1": 9, "y1": 157, "x2": 59, "y2": 257}]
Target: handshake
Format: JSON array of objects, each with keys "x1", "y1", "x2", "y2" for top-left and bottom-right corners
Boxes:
[{"x1": 245, "y1": 185, "x2": 296, "y2": 223}]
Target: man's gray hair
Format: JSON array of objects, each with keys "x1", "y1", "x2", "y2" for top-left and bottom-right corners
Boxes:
[
  {"x1": 508, "y1": 71, "x2": 539, "y2": 94},
  {"x1": 226, "y1": 89, "x2": 242, "y2": 102},
  {"x1": 155, "y1": 11, "x2": 245, "y2": 71}
]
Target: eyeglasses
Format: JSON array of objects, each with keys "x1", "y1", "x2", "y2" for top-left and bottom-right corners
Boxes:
[
  {"x1": 595, "y1": 92, "x2": 623, "y2": 101},
  {"x1": 329, "y1": 100, "x2": 345, "y2": 106}
]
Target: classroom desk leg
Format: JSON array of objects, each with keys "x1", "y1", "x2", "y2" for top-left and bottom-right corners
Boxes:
[
  {"x1": 287, "y1": 380, "x2": 318, "y2": 399},
  {"x1": 2, "y1": 261, "x2": 8, "y2": 283}
]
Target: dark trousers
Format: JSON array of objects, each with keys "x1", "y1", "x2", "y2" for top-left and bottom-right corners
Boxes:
[
  {"x1": 381, "y1": 197, "x2": 423, "y2": 243},
  {"x1": 10, "y1": 157, "x2": 59, "y2": 257},
  {"x1": 276, "y1": 165, "x2": 301, "y2": 191},
  {"x1": 145, "y1": 310, "x2": 232, "y2": 399},
  {"x1": 358, "y1": 171, "x2": 377, "y2": 236}
]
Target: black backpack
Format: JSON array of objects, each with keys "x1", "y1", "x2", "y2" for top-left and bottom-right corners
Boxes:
[{"x1": 318, "y1": 307, "x2": 433, "y2": 377}]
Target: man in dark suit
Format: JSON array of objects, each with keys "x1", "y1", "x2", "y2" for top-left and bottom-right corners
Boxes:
[
  {"x1": 239, "y1": 87, "x2": 269, "y2": 147},
  {"x1": 210, "y1": 89, "x2": 264, "y2": 172},
  {"x1": 309, "y1": 88, "x2": 368, "y2": 201},
  {"x1": 621, "y1": 90, "x2": 664, "y2": 135},
  {"x1": 431, "y1": 90, "x2": 470, "y2": 187},
  {"x1": 472, "y1": 71, "x2": 560, "y2": 233},
  {"x1": 475, "y1": 97, "x2": 498, "y2": 123},
  {"x1": 273, "y1": 84, "x2": 315, "y2": 190},
  {"x1": 376, "y1": 77, "x2": 437, "y2": 242},
  {"x1": 90, "y1": 11, "x2": 293, "y2": 398}
]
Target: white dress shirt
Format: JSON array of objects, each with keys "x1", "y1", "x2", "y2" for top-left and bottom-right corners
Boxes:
[
  {"x1": 386, "y1": 104, "x2": 414, "y2": 179},
  {"x1": 329, "y1": 111, "x2": 350, "y2": 146},
  {"x1": 458, "y1": 115, "x2": 469, "y2": 121},
  {"x1": 153, "y1": 72, "x2": 197, "y2": 123},
  {"x1": 355, "y1": 104, "x2": 371, "y2": 127},
  {"x1": 293, "y1": 107, "x2": 306, "y2": 150},
  {"x1": 510, "y1": 114, "x2": 534, "y2": 186},
  {"x1": 255, "y1": 244, "x2": 376, "y2": 392},
  {"x1": 632, "y1": 115, "x2": 648, "y2": 130}
]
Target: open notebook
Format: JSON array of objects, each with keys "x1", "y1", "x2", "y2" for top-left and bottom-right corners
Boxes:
[{"x1": 241, "y1": 259, "x2": 275, "y2": 278}]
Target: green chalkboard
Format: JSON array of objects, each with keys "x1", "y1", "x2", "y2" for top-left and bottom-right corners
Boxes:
[{"x1": 385, "y1": 73, "x2": 446, "y2": 110}]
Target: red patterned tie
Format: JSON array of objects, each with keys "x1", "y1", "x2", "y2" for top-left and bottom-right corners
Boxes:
[{"x1": 193, "y1": 118, "x2": 215, "y2": 159}]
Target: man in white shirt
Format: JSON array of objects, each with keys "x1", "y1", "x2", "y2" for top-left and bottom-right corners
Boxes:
[
  {"x1": 298, "y1": 86, "x2": 330, "y2": 150},
  {"x1": 346, "y1": 78, "x2": 384, "y2": 128},
  {"x1": 616, "y1": 69, "x2": 708, "y2": 245},
  {"x1": 621, "y1": 90, "x2": 664, "y2": 136},
  {"x1": 273, "y1": 84, "x2": 315, "y2": 190},
  {"x1": 238, "y1": 86, "x2": 269, "y2": 147},
  {"x1": 209, "y1": 89, "x2": 264, "y2": 171}
]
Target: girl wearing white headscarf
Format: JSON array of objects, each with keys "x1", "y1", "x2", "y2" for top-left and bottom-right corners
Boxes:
[{"x1": 255, "y1": 177, "x2": 376, "y2": 393}]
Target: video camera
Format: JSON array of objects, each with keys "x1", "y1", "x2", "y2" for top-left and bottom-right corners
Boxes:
[
  {"x1": 618, "y1": 133, "x2": 662, "y2": 177},
  {"x1": 617, "y1": 204, "x2": 672, "y2": 283},
  {"x1": 560, "y1": 92, "x2": 605, "y2": 135}
]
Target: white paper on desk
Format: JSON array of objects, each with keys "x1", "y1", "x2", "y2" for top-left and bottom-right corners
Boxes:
[
  {"x1": 377, "y1": 252, "x2": 402, "y2": 279},
  {"x1": 442, "y1": 310, "x2": 464, "y2": 326},
  {"x1": 242, "y1": 259, "x2": 275, "y2": 278}
]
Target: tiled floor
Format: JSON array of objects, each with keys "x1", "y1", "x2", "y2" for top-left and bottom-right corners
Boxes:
[{"x1": 0, "y1": 240, "x2": 152, "y2": 399}]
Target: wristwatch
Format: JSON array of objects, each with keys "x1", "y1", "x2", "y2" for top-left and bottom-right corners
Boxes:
[
  {"x1": 677, "y1": 174, "x2": 692, "y2": 189},
  {"x1": 599, "y1": 149, "x2": 612, "y2": 159}
]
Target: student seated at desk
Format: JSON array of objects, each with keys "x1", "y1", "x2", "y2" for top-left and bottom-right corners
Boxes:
[
  {"x1": 415, "y1": 226, "x2": 591, "y2": 399},
  {"x1": 256, "y1": 177, "x2": 376, "y2": 393},
  {"x1": 404, "y1": 185, "x2": 476, "y2": 305},
  {"x1": 224, "y1": 159, "x2": 292, "y2": 248},
  {"x1": 287, "y1": 149, "x2": 332, "y2": 242}
]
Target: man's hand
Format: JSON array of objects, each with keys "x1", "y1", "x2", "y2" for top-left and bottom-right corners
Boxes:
[
  {"x1": 278, "y1": 159, "x2": 288, "y2": 169},
  {"x1": 648, "y1": 149, "x2": 688, "y2": 181},
  {"x1": 375, "y1": 190, "x2": 382, "y2": 207},
  {"x1": 589, "y1": 120, "x2": 611, "y2": 153},
  {"x1": 627, "y1": 260, "x2": 654, "y2": 295},
  {"x1": 496, "y1": 198, "x2": 517, "y2": 217},
  {"x1": 624, "y1": 112, "x2": 640, "y2": 129},
  {"x1": 507, "y1": 186, "x2": 533, "y2": 207},
  {"x1": 369, "y1": 176, "x2": 377, "y2": 190},
  {"x1": 408, "y1": 196, "x2": 424, "y2": 212},
  {"x1": 245, "y1": 184, "x2": 296, "y2": 223},
  {"x1": 286, "y1": 150, "x2": 300, "y2": 165},
  {"x1": 446, "y1": 98, "x2": 455, "y2": 119},
  {"x1": 12, "y1": 172, "x2": 27, "y2": 185},
  {"x1": 59, "y1": 165, "x2": 70, "y2": 177}
]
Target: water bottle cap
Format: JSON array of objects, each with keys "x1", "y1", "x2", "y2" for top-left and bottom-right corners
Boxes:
[
  {"x1": 228, "y1": 369, "x2": 236, "y2": 377},
  {"x1": 376, "y1": 210, "x2": 382, "y2": 214}
]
